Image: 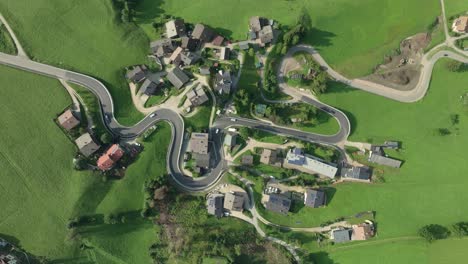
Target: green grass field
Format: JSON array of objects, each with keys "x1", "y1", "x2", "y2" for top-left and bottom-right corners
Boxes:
[
  {"x1": 136, "y1": 0, "x2": 439, "y2": 78},
  {"x1": 0, "y1": 65, "x2": 100, "y2": 259},
  {"x1": 184, "y1": 98, "x2": 213, "y2": 132},
  {"x1": 0, "y1": 0, "x2": 147, "y2": 125},
  {"x1": 0, "y1": 25, "x2": 16, "y2": 55},
  {"x1": 445, "y1": 0, "x2": 467, "y2": 17}
]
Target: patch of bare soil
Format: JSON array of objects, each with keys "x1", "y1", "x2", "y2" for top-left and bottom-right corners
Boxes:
[{"x1": 364, "y1": 32, "x2": 431, "y2": 91}]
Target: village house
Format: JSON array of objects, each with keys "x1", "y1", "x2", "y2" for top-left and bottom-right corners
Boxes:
[
  {"x1": 341, "y1": 166, "x2": 372, "y2": 182},
  {"x1": 241, "y1": 155, "x2": 254, "y2": 166},
  {"x1": 169, "y1": 46, "x2": 183, "y2": 65},
  {"x1": 207, "y1": 193, "x2": 224, "y2": 218},
  {"x1": 97, "y1": 144, "x2": 124, "y2": 171},
  {"x1": 351, "y1": 222, "x2": 375, "y2": 241},
  {"x1": 331, "y1": 229, "x2": 352, "y2": 243},
  {"x1": 224, "y1": 192, "x2": 245, "y2": 212},
  {"x1": 237, "y1": 41, "x2": 250, "y2": 50},
  {"x1": 284, "y1": 148, "x2": 338, "y2": 179},
  {"x1": 180, "y1": 52, "x2": 201, "y2": 66},
  {"x1": 125, "y1": 65, "x2": 147, "y2": 83},
  {"x1": 214, "y1": 70, "x2": 232, "y2": 94},
  {"x1": 304, "y1": 189, "x2": 326, "y2": 208},
  {"x1": 150, "y1": 38, "x2": 174, "y2": 58},
  {"x1": 452, "y1": 16, "x2": 468, "y2": 33},
  {"x1": 167, "y1": 67, "x2": 190, "y2": 89},
  {"x1": 258, "y1": 25, "x2": 274, "y2": 45},
  {"x1": 219, "y1": 47, "x2": 230, "y2": 61},
  {"x1": 180, "y1": 37, "x2": 200, "y2": 51},
  {"x1": 368, "y1": 153, "x2": 402, "y2": 168},
  {"x1": 224, "y1": 133, "x2": 237, "y2": 148},
  {"x1": 192, "y1": 23, "x2": 215, "y2": 43},
  {"x1": 189, "y1": 132, "x2": 210, "y2": 168},
  {"x1": 265, "y1": 193, "x2": 291, "y2": 215},
  {"x1": 139, "y1": 79, "x2": 161, "y2": 96},
  {"x1": 211, "y1": 35, "x2": 224, "y2": 46},
  {"x1": 260, "y1": 148, "x2": 277, "y2": 165},
  {"x1": 75, "y1": 133, "x2": 100, "y2": 157},
  {"x1": 384, "y1": 141, "x2": 399, "y2": 149},
  {"x1": 249, "y1": 16, "x2": 269, "y2": 33},
  {"x1": 186, "y1": 84, "x2": 209, "y2": 107},
  {"x1": 58, "y1": 109, "x2": 80, "y2": 131},
  {"x1": 165, "y1": 19, "x2": 186, "y2": 38},
  {"x1": 199, "y1": 66, "x2": 210, "y2": 75}
]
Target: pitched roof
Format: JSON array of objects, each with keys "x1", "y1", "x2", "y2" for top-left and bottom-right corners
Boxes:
[
  {"x1": 241, "y1": 155, "x2": 254, "y2": 165},
  {"x1": 125, "y1": 65, "x2": 147, "y2": 83},
  {"x1": 351, "y1": 224, "x2": 374, "y2": 241},
  {"x1": 368, "y1": 153, "x2": 402, "y2": 168},
  {"x1": 224, "y1": 192, "x2": 244, "y2": 212},
  {"x1": 165, "y1": 19, "x2": 186, "y2": 38},
  {"x1": 304, "y1": 189, "x2": 326, "y2": 208},
  {"x1": 249, "y1": 16, "x2": 268, "y2": 32},
  {"x1": 187, "y1": 85, "x2": 209, "y2": 106},
  {"x1": 199, "y1": 66, "x2": 210, "y2": 75},
  {"x1": 332, "y1": 229, "x2": 352, "y2": 243},
  {"x1": 207, "y1": 194, "x2": 224, "y2": 218},
  {"x1": 212, "y1": 35, "x2": 224, "y2": 46},
  {"x1": 150, "y1": 39, "x2": 174, "y2": 57},
  {"x1": 75, "y1": 133, "x2": 100, "y2": 157},
  {"x1": 259, "y1": 25, "x2": 274, "y2": 44},
  {"x1": 181, "y1": 37, "x2": 200, "y2": 51},
  {"x1": 452, "y1": 16, "x2": 468, "y2": 33},
  {"x1": 180, "y1": 52, "x2": 201, "y2": 66},
  {"x1": 194, "y1": 153, "x2": 210, "y2": 168},
  {"x1": 192, "y1": 24, "x2": 215, "y2": 42},
  {"x1": 189, "y1": 133, "x2": 209, "y2": 154},
  {"x1": 219, "y1": 47, "x2": 230, "y2": 60},
  {"x1": 169, "y1": 47, "x2": 183, "y2": 63},
  {"x1": 285, "y1": 148, "x2": 337, "y2": 178},
  {"x1": 140, "y1": 79, "x2": 160, "y2": 96},
  {"x1": 58, "y1": 109, "x2": 80, "y2": 131},
  {"x1": 214, "y1": 70, "x2": 232, "y2": 94},
  {"x1": 167, "y1": 67, "x2": 190, "y2": 89},
  {"x1": 260, "y1": 149, "x2": 277, "y2": 164},
  {"x1": 224, "y1": 133, "x2": 237, "y2": 147},
  {"x1": 265, "y1": 194, "x2": 291, "y2": 215},
  {"x1": 341, "y1": 166, "x2": 371, "y2": 181},
  {"x1": 97, "y1": 144, "x2": 124, "y2": 171}
]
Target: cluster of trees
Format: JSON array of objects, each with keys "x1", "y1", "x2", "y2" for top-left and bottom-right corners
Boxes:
[
  {"x1": 142, "y1": 175, "x2": 168, "y2": 217},
  {"x1": 445, "y1": 60, "x2": 466, "y2": 72},
  {"x1": 418, "y1": 221, "x2": 468, "y2": 242},
  {"x1": 113, "y1": 0, "x2": 140, "y2": 23},
  {"x1": 263, "y1": 9, "x2": 312, "y2": 96},
  {"x1": 265, "y1": 103, "x2": 318, "y2": 126}
]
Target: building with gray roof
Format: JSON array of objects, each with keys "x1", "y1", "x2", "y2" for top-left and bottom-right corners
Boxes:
[
  {"x1": 150, "y1": 39, "x2": 174, "y2": 57},
  {"x1": 265, "y1": 194, "x2": 291, "y2": 215},
  {"x1": 75, "y1": 133, "x2": 100, "y2": 157},
  {"x1": 341, "y1": 166, "x2": 372, "y2": 181},
  {"x1": 304, "y1": 189, "x2": 326, "y2": 208},
  {"x1": 331, "y1": 229, "x2": 352, "y2": 243},
  {"x1": 259, "y1": 25, "x2": 274, "y2": 44},
  {"x1": 125, "y1": 65, "x2": 147, "y2": 83},
  {"x1": 260, "y1": 148, "x2": 277, "y2": 165},
  {"x1": 214, "y1": 70, "x2": 232, "y2": 94},
  {"x1": 241, "y1": 155, "x2": 254, "y2": 166},
  {"x1": 189, "y1": 133, "x2": 209, "y2": 155},
  {"x1": 140, "y1": 79, "x2": 160, "y2": 96},
  {"x1": 207, "y1": 193, "x2": 224, "y2": 218},
  {"x1": 219, "y1": 47, "x2": 230, "y2": 61},
  {"x1": 167, "y1": 67, "x2": 190, "y2": 89},
  {"x1": 284, "y1": 148, "x2": 338, "y2": 179},
  {"x1": 249, "y1": 16, "x2": 269, "y2": 32},
  {"x1": 186, "y1": 85, "x2": 209, "y2": 107},
  {"x1": 368, "y1": 153, "x2": 402, "y2": 168},
  {"x1": 181, "y1": 37, "x2": 200, "y2": 51},
  {"x1": 224, "y1": 133, "x2": 236, "y2": 147},
  {"x1": 180, "y1": 52, "x2": 201, "y2": 66},
  {"x1": 224, "y1": 192, "x2": 244, "y2": 212}
]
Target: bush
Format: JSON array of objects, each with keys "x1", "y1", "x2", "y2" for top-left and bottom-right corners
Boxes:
[
  {"x1": 418, "y1": 224, "x2": 450, "y2": 242},
  {"x1": 452, "y1": 222, "x2": 468, "y2": 237}
]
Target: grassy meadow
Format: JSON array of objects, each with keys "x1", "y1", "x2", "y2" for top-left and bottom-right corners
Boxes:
[
  {"x1": 0, "y1": 0, "x2": 147, "y2": 125},
  {"x1": 445, "y1": 0, "x2": 467, "y2": 17},
  {"x1": 0, "y1": 25, "x2": 16, "y2": 55},
  {"x1": 136, "y1": 0, "x2": 440, "y2": 78}
]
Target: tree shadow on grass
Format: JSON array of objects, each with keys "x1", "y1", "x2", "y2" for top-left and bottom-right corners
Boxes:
[
  {"x1": 133, "y1": 0, "x2": 165, "y2": 24},
  {"x1": 305, "y1": 28, "x2": 337, "y2": 48},
  {"x1": 305, "y1": 251, "x2": 339, "y2": 264}
]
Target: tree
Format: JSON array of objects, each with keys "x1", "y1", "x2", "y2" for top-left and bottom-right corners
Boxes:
[
  {"x1": 452, "y1": 222, "x2": 468, "y2": 237},
  {"x1": 292, "y1": 35, "x2": 300, "y2": 45},
  {"x1": 100, "y1": 133, "x2": 112, "y2": 144},
  {"x1": 437, "y1": 128, "x2": 451, "y2": 136},
  {"x1": 445, "y1": 60, "x2": 463, "y2": 72},
  {"x1": 418, "y1": 224, "x2": 450, "y2": 242},
  {"x1": 238, "y1": 127, "x2": 252, "y2": 140},
  {"x1": 248, "y1": 48, "x2": 255, "y2": 57}
]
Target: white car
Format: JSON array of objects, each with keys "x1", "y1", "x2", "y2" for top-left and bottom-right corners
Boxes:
[
  {"x1": 149, "y1": 113, "x2": 156, "y2": 118},
  {"x1": 230, "y1": 118, "x2": 237, "y2": 122},
  {"x1": 215, "y1": 128, "x2": 220, "y2": 134}
]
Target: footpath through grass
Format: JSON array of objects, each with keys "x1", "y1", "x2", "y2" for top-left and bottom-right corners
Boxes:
[
  {"x1": 136, "y1": 0, "x2": 439, "y2": 78},
  {"x1": 0, "y1": 0, "x2": 147, "y2": 125}
]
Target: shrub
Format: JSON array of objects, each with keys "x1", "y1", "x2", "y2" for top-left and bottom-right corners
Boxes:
[{"x1": 418, "y1": 224, "x2": 450, "y2": 242}]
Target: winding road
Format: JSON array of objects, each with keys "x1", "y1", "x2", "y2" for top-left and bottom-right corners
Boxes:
[{"x1": 1, "y1": 7, "x2": 468, "y2": 193}]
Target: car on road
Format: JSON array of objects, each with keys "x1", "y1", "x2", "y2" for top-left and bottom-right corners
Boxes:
[
  {"x1": 228, "y1": 128, "x2": 237, "y2": 132},
  {"x1": 150, "y1": 113, "x2": 157, "y2": 118},
  {"x1": 215, "y1": 128, "x2": 220, "y2": 134},
  {"x1": 444, "y1": 54, "x2": 448, "y2": 57},
  {"x1": 104, "y1": 114, "x2": 111, "y2": 122},
  {"x1": 230, "y1": 118, "x2": 237, "y2": 122}
]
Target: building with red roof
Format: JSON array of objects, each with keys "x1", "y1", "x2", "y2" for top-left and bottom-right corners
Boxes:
[{"x1": 97, "y1": 144, "x2": 124, "y2": 171}]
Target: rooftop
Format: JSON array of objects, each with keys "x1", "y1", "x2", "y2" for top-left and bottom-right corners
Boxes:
[
  {"x1": 304, "y1": 189, "x2": 326, "y2": 208},
  {"x1": 58, "y1": 109, "x2": 80, "y2": 131},
  {"x1": 224, "y1": 192, "x2": 244, "y2": 212},
  {"x1": 189, "y1": 133, "x2": 209, "y2": 155},
  {"x1": 285, "y1": 148, "x2": 337, "y2": 178},
  {"x1": 265, "y1": 194, "x2": 291, "y2": 215}
]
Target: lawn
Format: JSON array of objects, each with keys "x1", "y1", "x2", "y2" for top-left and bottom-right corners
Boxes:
[
  {"x1": 0, "y1": 0, "x2": 147, "y2": 125},
  {"x1": 311, "y1": 237, "x2": 468, "y2": 264},
  {"x1": 444, "y1": 0, "x2": 467, "y2": 17},
  {"x1": 184, "y1": 98, "x2": 213, "y2": 132},
  {"x1": 0, "y1": 65, "x2": 101, "y2": 260},
  {"x1": 135, "y1": 0, "x2": 439, "y2": 78},
  {"x1": 0, "y1": 25, "x2": 16, "y2": 55},
  {"x1": 253, "y1": 59, "x2": 468, "y2": 260}
]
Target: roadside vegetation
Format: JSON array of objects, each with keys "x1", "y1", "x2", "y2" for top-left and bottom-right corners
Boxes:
[
  {"x1": 184, "y1": 97, "x2": 213, "y2": 132},
  {"x1": 0, "y1": 24, "x2": 16, "y2": 55}
]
